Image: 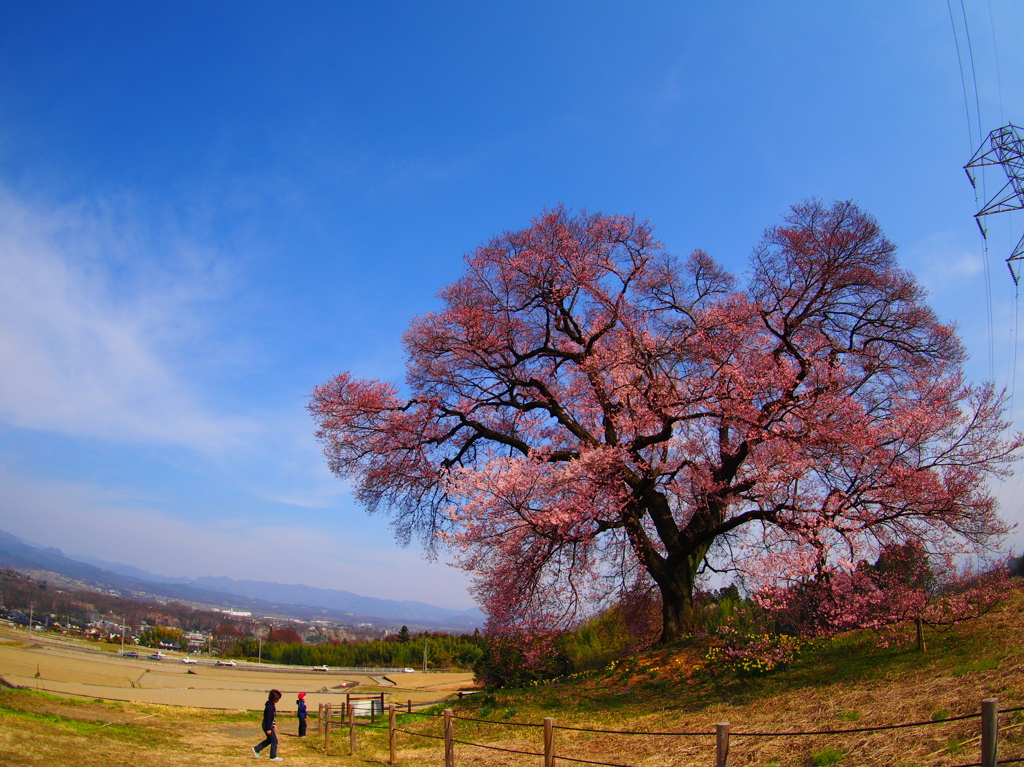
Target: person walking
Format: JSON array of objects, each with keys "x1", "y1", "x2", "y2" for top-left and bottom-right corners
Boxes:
[
  {"x1": 296, "y1": 692, "x2": 307, "y2": 737},
  {"x1": 252, "y1": 689, "x2": 282, "y2": 761}
]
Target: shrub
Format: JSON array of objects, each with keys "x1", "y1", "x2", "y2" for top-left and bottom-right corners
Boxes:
[
  {"x1": 474, "y1": 633, "x2": 570, "y2": 688},
  {"x1": 704, "y1": 627, "x2": 803, "y2": 675}
]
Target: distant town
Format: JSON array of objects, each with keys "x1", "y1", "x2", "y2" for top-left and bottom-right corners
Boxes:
[{"x1": 0, "y1": 568, "x2": 483, "y2": 669}]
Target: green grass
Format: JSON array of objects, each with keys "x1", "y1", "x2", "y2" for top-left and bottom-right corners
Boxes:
[
  {"x1": 0, "y1": 707, "x2": 138, "y2": 740},
  {"x1": 0, "y1": 689, "x2": 177, "y2": 749},
  {"x1": 951, "y1": 657, "x2": 999, "y2": 676},
  {"x1": 811, "y1": 747, "x2": 845, "y2": 766},
  {"x1": 944, "y1": 738, "x2": 966, "y2": 755}
]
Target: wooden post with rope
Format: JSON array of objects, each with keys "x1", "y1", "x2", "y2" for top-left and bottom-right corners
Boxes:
[
  {"x1": 544, "y1": 717, "x2": 555, "y2": 767},
  {"x1": 981, "y1": 698, "x2": 999, "y2": 767},
  {"x1": 716, "y1": 722, "x2": 730, "y2": 767},
  {"x1": 444, "y1": 708, "x2": 454, "y2": 767},
  {"x1": 389, "y1": 704, "x2": 397, "y2": 766},
  {"x1": 349, "y1": 697, "x2": 357, "y2": 755}
]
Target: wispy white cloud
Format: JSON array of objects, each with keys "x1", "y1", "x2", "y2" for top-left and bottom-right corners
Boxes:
[
  {"x1": 902, "y1": 230, "x2": 984, "y2": 292},
  {"x1": 0, "y1": 186, "x2": 254, "y2": 451}
]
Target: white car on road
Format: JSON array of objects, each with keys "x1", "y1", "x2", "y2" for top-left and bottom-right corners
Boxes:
[
  {"x1": 215, "y1": 660, "x2": 237, "y2": 667},
  {"x1": 312, "y1": 665, "x2": 329, "y2": 671},
  {"x1": 181, "y1": 656, "x2": 197, "y2": 664}
]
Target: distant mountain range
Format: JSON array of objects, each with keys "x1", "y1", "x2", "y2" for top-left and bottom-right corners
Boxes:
[{"x1": 0, "y1": 530, "x2": 482, "y2": 631}]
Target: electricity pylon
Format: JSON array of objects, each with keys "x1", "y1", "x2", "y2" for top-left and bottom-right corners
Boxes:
[{"x1": 965, "y1": 124, "x2": 1024, "y2": 283}]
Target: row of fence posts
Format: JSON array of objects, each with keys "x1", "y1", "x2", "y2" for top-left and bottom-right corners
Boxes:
[
  {"x1": 713, "y1": 699, "x2": 1001, "y2": 767},
  {"x1": 319, "y1": 697, "x2": 1005, "y2": 767}
]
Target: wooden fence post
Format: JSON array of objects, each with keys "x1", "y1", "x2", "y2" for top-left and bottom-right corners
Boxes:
[
  {"x1": 324, "y1": 703, "x2": 331, "y2": 753},
  {"x1": 407, "y1": 699, "x2": 412, "y2": 714},
  {"x1": 317, "y1": 703, "x2": 323, "y2": 738},
  {"x1": 544, "y1": 717, "x2": 555, "y2": 767},
  {"x1": 350, "y1": 697, "x2": 357, "y2": 755},
  {"x1": 444, "y1": 708, "x2": 455, "y2": 767},
  {"x1": 716, "y1": 722, "x2": 730, "y2": 767},
  {"x1": 389, "y1": 704, "x2": 397, "y2": 767},
  {"x1": 981, "y1": 698, "x2": 999, "y2": 767}
]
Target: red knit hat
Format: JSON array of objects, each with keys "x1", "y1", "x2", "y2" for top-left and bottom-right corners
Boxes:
[{"x1": 298, "y1": 692, "x2": 306, "y2": 699}]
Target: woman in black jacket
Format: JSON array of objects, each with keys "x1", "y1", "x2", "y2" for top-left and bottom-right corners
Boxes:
[{"x1": 252, "y1": 689, "x2": 282, "y2": 760}]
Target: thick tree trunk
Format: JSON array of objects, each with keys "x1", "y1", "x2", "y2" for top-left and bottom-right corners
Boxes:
[
  {"x1": 655, "y1": 555, "x2": 700, "y2": 644},
  {"x1": 621, "y1": 491, "x2": 711, "y2": 645}
]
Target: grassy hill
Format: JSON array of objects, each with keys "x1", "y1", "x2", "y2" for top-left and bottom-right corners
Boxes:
[{"x1": 1, "y1": 589, "x2": 1022, "y2": 766}]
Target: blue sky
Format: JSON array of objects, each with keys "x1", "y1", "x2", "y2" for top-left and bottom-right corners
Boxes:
[{"x1": 1, "y1": 2, "x2": 1022, "y2": 611}]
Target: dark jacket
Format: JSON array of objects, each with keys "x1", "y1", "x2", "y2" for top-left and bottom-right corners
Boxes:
[
  {"x1": 261, "y1": 700, "x2": 277, "y2": 732},
  {"x1": 297, "y1": 699, "x2": 307, "y2": 720}
]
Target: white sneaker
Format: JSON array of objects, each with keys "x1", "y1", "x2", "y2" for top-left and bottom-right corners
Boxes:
[
  {"x1": 252, "y1": 747, "x2": 260, "y2": 758},
  {"x1": 269, "y1": 759, "x2": 283, "y2": 762}
]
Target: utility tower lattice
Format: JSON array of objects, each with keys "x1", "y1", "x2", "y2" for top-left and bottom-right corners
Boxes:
[{"x1": 965, "y1": 124, "x2": 1024, "y2": 284}]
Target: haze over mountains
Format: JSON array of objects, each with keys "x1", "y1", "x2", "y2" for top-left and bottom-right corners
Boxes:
[{"x1": 0, "y1": 530, "x2": 482, "y2": 631}]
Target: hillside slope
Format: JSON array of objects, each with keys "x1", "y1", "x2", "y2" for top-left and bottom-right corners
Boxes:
[{"x1": 431, "y1": 591, "x2": 1024, "y2": 767}]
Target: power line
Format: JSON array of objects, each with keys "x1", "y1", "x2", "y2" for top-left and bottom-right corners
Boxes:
[
  {"x1": 948, "y1": 0, "x2": 996, "y2": 380},
  {"x1": 961, "y1": 1, "x2": 998, "y2": 379},
  {"x1": 986, "y1": 0, "x2": 1005, "y2": 126},
  {"x1": 946, "y1": 0, "x2": 977, "y2": 150},
  {"x1": 960, "y1": 0, "x2": 985, "y2": 143}
]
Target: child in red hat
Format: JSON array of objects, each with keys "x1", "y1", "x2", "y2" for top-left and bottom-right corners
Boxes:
[{"x1": 296, "y1": 692, "x2": 307, "y2": 737}]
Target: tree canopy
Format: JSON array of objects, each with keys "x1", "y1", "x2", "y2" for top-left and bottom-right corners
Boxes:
[{"x1": 310, "y1": 202, "x2": 1022, "y2": 644}]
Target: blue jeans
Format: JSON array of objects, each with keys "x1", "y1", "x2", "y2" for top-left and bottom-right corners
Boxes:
[{"x1": 255, "y1": 729, "x2": 278, "y2": 758}]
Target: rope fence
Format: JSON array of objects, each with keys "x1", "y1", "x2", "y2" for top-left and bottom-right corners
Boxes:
[
  {"x1": 320, "y1": 695, "x2": 1020, "y2": 767},
  {"x1": 394, "y1": 728, "x2": 445, "y2": 741}
]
